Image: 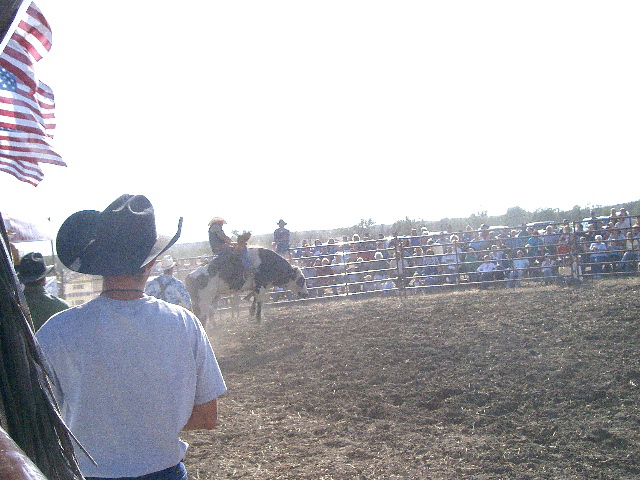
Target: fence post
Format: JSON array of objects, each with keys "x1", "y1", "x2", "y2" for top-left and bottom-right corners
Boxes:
[{"x1": 395, "y1": 235, "x2": 407, "y2": 298}]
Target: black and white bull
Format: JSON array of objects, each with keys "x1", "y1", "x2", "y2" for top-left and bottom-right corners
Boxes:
[{"x1": 185, "y1": 247, "x2": 308, "y2": 323}]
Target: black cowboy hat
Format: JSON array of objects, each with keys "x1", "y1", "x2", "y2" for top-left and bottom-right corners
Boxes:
[
  {"x1": 277, "y1": 219, "x2": 287, "y2": 226},
  {"x1": 56, "y1": 194, "x2": 182, "y2": 276},
  {"x1": 17, "y1": 252, "x2": 53, "y2": 284}
]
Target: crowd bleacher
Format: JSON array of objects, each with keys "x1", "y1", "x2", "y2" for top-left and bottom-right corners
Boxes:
[{"x1": 284, "y1": 210, "x2": 640, "y2": 298}]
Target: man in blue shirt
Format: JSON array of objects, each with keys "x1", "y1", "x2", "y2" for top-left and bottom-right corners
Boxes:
[
  {"x1": 273, "y1": 219, "x2": 291, "y2": 255},
  {"x1": 145, "y1": 255, "x2": 192, "y2": 310}
]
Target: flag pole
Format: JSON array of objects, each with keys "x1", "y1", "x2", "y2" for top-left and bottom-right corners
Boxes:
[{"x1": 0, "y1": 0, "x2": 29, "y2": 54}]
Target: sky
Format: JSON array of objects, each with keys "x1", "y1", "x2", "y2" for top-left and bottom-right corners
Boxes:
[{"x1": 2, "y1": 1, "x2": 640, "y2": 246}]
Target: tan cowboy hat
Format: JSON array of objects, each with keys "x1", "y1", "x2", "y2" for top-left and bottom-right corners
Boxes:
[
  {"x1": 208, "y1": 217, "x2": 226, "y2": 226},
  {"x1": 160, "y1": 254, "x2": 176, "y2": 270}
]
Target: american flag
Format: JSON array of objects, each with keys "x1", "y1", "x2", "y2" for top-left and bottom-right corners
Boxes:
[{"x1": 0, "y1": 1, "x2": 64, "y2": 186}]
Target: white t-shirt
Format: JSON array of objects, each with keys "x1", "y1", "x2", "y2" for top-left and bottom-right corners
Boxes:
[{"x1": 37, "y1": 295, "x2": 226, "y2": 478}]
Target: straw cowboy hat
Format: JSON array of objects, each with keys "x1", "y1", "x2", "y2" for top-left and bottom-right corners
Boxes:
[
  {"x1": 160, "y1": 254, "x2": 176, "y2": 270},
  {"x1": 208, "y1": 217, "x2": 226, "y2": 226},
  {"x1": 17, "y1": 252, "x2": 53, "y2": 284},
  {"x1": 56, "y1": 194, "x2": 182, "y2": 276}
]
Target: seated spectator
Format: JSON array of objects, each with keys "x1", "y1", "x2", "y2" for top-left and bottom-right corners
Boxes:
[
  {"x1": 449, "y1": 234, "x2": 464, "y2": 259},
  {"x1": 370, "y1": 251, "x2": 391, "y2": 289},
  {"x1": 557, "y1": 226, "x2": 573, "y2": 255},
  {"x1": 489, "y1": 244, "x2": 507, "y2": 268},
  {"x1": 479, "y1": 226, "x2": 493, "y2": 246},
  {"x1": 440, "y1": 246, "x2": 459, "y2": 283},
  {"x1": 430, "y1": 235, "x2": 445, "y2": 256},
  {"x1": 315, "y1": 257, "x2": 338, "y2": 296},
  {"x1": 407, "y1": 247, "x2": 424, "y2": 277},
  {"x1": 311, "y1": 239, "x2": 326, "y2": 258},
  {"x1": 409, "y1": 228, "x2": 421, "y2": 247},
  {"x1": 583, "y1": 223, "x2": 598, "y2": 243},
  {"x1": 382, "y1": 278, "x2": 396, "y2": 295},
  {"x1": 476, "y1": 255, "x2": 498, "y2": 288},
  {"x1": 542, "y1": 224, "x2": 559, "y2": 254},
  {"x1": 489, "y1": 244, "x2": 507, "y2": 281},
  {"x1": 420, "y1": 227, "x2": 430, "y2": 243},
  {"x1": 589, "y1": 235, "x2": 609, "y2": 276},
  {"x1": 497, "y1": 228, "x2": 514, "y2": 254},
  {"x1": 358, "y1": 240, "x2": 376, "y2": 262},
  {"x1": 513, "y1": 224, "x2": 529, "y2": 251},
  {"x1": 460, "y1": 247, "x2": 479, "y2": 282},
  {"x1": 363, "y1": 275, "x2": 376, "y2": 293},
  {"x1": 419, "y1": 248, "x2": 439, "y2": 283},
  {"x1": 508, "y1": 250, "x2": 530, "y2": 288},
  {"x1": 587, "y1": 210, "x2": 601, "y2": 232},
  {"x1": 461, "y1": 225, "x2": 474, "y2": 243},
  {"x1": 606, "y1": 228, "x2": 625, "y2": 270},
  {"x1": 326, "y1": 238, "x2": 339, "y2": 255},
  {"x1": 541, "y1": 254, "x2": 556, "y2": 284},
  {"x1": 621, "y1": 231, "x2": 639, "y2": 273},
  {"x1": 469, "y1": 230, "x2": 486, "y2": 253},
  {"x1": 615, "y1": 208, "x2": 632, "y2": 230},
  {"x1": 331, "y1": 252, "x2": 346, "y2": 272},
  {"x1": 525, "y1": 230, "x2": 543, "y2": 259},
  {"x1": 375, "y1": 240, "x2": 390, "y2": 258},
  {"x1": 346, "y1": 257, "x2": 365, "y2": 293}
]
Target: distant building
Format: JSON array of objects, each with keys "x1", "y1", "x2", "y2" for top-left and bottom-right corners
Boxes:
[{"x1": 61, "y1": 272, "x2": 102, "y2": 306}]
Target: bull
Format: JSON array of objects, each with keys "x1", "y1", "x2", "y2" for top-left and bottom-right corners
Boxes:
[{"x1": 185, "y1": 247, "x2": 307, "y2": 323}]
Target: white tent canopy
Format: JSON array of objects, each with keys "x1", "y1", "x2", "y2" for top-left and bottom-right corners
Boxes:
[{"x1": 2, "y1": 214, "x2": 51, "y2": 242}]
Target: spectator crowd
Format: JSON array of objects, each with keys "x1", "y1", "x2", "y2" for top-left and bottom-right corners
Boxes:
[{"x1": 279, "y1": 208, "x2": 640, "y2": 298}]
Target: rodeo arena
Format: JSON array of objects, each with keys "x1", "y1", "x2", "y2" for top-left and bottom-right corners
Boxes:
[
  {"x1": 2, "y1": 0, "x2": 640, "y2": 479},
  {"x1": 4, "y1": 210, "x2": 640, "y2": 478},
  {"x1": 171, "y1": 214, "x2": 640, "y2": 322}
]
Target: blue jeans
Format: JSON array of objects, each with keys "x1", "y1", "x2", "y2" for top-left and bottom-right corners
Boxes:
[{"x1": 86, "y1": 462, "x2": 187, "y2": 480}]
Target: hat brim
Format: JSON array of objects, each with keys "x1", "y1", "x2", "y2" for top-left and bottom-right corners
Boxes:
[
  {"x1": 57, "y1": 212, "x2": 183, "y2": 275},
  {"x1": 18, "y1": 265, "x2": 54, "y2": 284},
  {"x1": 141, "y1": 218, "x2": 183, "y2": 268}
]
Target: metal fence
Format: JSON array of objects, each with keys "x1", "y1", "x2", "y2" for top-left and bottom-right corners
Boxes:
[{"x1": 172, "y1": 217, "x2": 639, "y2": 310}]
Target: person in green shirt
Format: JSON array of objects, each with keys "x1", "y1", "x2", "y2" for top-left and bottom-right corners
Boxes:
[{"x1": 17, "y1": 252, "x2": 69, "y2": 331}]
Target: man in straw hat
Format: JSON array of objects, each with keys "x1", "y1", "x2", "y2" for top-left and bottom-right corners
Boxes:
[
  {"x1": 36, "y1": 194, "x2": 226, "y2": 480},
  {"x1": 145, "y1": 254, "x2": 192, "y2": 309},
  {"x1": 208, "y1": 216, "x2": 254, "y2": 283},
  {"x1": 17, "y1": 251, "x2": 69, "y2": 332},
  {"x1": 207, "y1": 216, "x2": 232, "y2": 256}
]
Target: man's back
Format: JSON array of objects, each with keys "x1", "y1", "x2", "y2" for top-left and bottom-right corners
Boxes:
[
  {"x1": 37, "y1": 295, "x2": 226, "y2": 478},
  {"x1": 145, "y1": 274, "x2": 192, "y2": 309},
  {"x1": 22, "y1": 284, "x2": 69, "y2": 331}
]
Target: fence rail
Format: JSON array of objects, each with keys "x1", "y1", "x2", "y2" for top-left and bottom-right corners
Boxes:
[{"x1": 172, "y1": 218, "x2": 639, "y2": 311}]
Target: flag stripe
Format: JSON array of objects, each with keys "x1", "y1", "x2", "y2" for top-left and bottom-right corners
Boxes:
[
  {"x1": 0, "y1": 131, "x2": 64, "y2": 165},
  {"x1": 0, "y1": 157, "x2": 44, "y2": 185},
  {"x1": 0, "y1": 143, "x2": 63, "y2": 164},
  {"x1": 0, "y1": 1, "x2": 64, "y2": 185}
]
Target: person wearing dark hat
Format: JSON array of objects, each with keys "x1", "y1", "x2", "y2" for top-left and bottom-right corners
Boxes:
[
  {"x1": 36, "y1": 194, "x2": 226, "y2": 480},
  {"x1": 273, "y1": 219, "x2": 290, "y2": 255},
  {"x1": 17, "y1": 252, "x2": 69, "y2": 332}
]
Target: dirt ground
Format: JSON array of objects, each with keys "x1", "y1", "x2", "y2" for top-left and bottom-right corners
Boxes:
[{"x1": 182, "y1": 276, "x2": 640, "y2": 479}]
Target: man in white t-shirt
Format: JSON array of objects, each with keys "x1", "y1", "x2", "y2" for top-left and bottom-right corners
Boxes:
[{"x1": 37, "y1": 194, "x2": 226, "y2": 480}]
